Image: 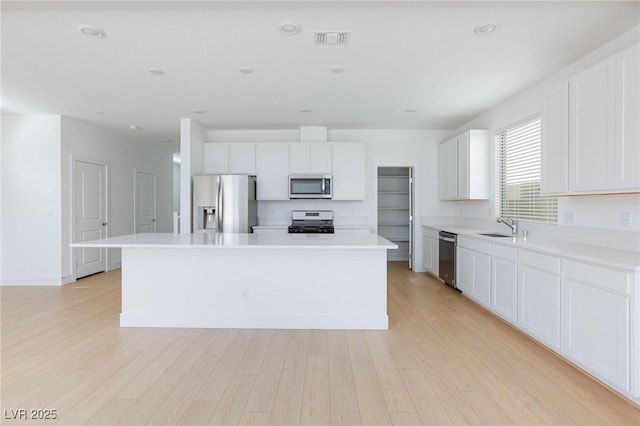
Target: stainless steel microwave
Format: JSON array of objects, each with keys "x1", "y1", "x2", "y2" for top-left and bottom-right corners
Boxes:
[{"x1": 289, "y1": 174, "x2": 332, "y2": 199}]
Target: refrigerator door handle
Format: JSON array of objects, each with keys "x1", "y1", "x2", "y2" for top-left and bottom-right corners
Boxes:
[{"x1": 217, "y1": 177, "x2": 223, "y2": 232}]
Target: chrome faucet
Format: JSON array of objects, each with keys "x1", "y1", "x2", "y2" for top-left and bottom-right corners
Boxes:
[{"x1": 497, "y1": 217, "x2": 518, "y2": 235}]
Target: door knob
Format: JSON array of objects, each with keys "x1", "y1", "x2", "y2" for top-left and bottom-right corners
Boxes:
[
  {"x1": 102, "y1": 222, "x2": 108, "y2": 226},
  {"x1": 152, "y1": 219, "x2": 156, "y2": 222}
]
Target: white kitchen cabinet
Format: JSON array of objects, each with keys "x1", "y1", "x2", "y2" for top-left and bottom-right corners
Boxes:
[
  {"x1": 457, "y1": 237, "x2": 491, "y2": 307},
  {"x1": 289, "y1": 143, "x2": 310, "y2": 174},
  {"x1": 438, "y1": 130, "x2": 488, "y2": 200},
  {"x1": 332, "y1": 143, "x2": 364, "y2": 200},
  {"x1": 491, "y1": 244, "x2": 518, "y2": 324},
  {"x1": 203, "y1": 143, "x2": 255, "y2": 174},
  {"x1": 438, "y1": 137, "x2": 458, "y2": 200},
  {"x1": 229, "y1": 143, "x2": 256, "y2": 174},
  {"x1": 421, "y1": 229, "x2": 438, "y2": 276},
  {"x1": 256, "y1": 143, "x2": 289, "y2": 200},
  {"x1": 540, "y1": 43, "x2": 639, "y2": 195},
  {"x1": 203, "y1": 143, "x2": 229, "y2": 174},
  {"x1": 310, "y1": 143, "x2": 332, "y2": 173},
  {"x1": 517, "y1": 250, "x2": 561, "y2": 350},
  {"x1": 541, "y1": 84, "x2": 569, "y2": 194},
  {"x1": 561, "y1": 259, "x2": 632, "y2": 393},
  {"x1": 615, "y1": 44, "x2": 640, "y2": 190},
  {"x1": 567, "y1": 43, "x2": 639, "y2": 193},
  {"x1": 289, "y1": 143, "x2": 333, "y2": 174},
  {"x1": 569, "y1": 56, "x2": 617, "y2": 192}
]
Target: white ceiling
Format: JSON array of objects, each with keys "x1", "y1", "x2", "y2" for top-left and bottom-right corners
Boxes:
[{"x1": 2, "y1": 1, "x2": 639, "y2": 145}]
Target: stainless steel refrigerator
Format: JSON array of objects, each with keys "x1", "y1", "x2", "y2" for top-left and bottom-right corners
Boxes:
[{"x1": 192, "y1": 174, "x2": 257, "y2": 233}]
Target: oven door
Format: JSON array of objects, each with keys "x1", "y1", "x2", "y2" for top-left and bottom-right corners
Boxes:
[
  {"x1": 438, "y1": 232, "x2": 456, "y2": 287},
  {"x1": 289, "y1": 175, "x2": 332, "y2": 199}
]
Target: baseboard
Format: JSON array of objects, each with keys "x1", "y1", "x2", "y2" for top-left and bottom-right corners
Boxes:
[
  {"x1": 0, "y1": 276, "x2": 63, "y2": 286},
  {"x1": 120, "y1": 313, "x2": 389, "y2": 330}
]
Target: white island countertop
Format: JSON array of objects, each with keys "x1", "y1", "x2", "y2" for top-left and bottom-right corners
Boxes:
[{"x1": 71, "y1": 232, "x2": 398, "y2": 250}]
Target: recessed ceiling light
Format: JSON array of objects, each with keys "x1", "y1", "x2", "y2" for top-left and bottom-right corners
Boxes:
[
  {"x1": 300, "y1": 108, "x2": 312, "y2": 113},
  {"x1": 474, "y1": 23, "x2": 497, "y2": 35},
  {"x1": 148, "y1": 68, "x2": 164, "y2": 76},
  {"x1": 95, "y1": 111, "x2": 106, "y2": 115},
  {"x1": 239, "y1": 67, "x2": 253, "y2": 74},
  {"x1": 76, "y1": 24, "x2": 105, "y2": 38},
  {"x1": 280, "y1": 22, "x2": 300, "y2": 35},
  {"x1": 330, "y1": 66, "x2": 345, "y2": 73},
  {"x1": 404, "y1": 108, "x2": 417, "y2": 113},
  {"x1": 129, "y1": 125, "x2": 139, "y2": 131},
  {"x1": 192, "y1": 109, "x2": 206, "y2": 114}
]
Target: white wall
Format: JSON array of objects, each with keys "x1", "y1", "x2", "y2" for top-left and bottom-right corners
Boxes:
[
  {"x1": 60, "y1": 117, "x2": 174, "y2": 280},
  {"x1": 179, "y1": 119, "x2": 206, "y2": 234},
  {"x1": 1, "y1": 115, "x2": 62, "y2": 285},
  {"x1": 449, "y1": 26, "x2": 640, "y2": 233}
]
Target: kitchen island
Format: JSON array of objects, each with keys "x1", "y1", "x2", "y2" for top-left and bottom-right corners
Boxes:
[{"x1": 71, "y1": 233, "x2": 397, "y2": 329}]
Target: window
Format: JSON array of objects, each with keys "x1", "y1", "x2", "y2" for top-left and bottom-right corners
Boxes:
[{"x1": 496, "y1": 116, "x2": 557, "y2": 223}]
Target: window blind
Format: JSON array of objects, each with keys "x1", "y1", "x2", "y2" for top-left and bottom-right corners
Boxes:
[{"x1": 496, "y1": 117, "x2": 557, "y2": 223}]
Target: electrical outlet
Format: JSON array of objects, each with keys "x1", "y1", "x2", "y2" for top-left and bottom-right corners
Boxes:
[
  {"x1": 621, "y1": 212, "x2": 632, "y2": 228},
  {"x1": 241, "y1": 289, "x2": 249, "y2": 301},
  {"x1": 564, "y1": 211, "x2": 575, "y2": 224}
]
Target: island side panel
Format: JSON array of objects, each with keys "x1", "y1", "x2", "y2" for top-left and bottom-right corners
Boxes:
[{"x1": 120, "y1": 247, "x2": 389, "y2": 329}]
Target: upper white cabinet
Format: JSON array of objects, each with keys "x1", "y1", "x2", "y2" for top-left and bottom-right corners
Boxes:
[
  {"x1": 569, "y1": 56, "x2": 617, "y2": 192},
  {"x1": 289, "y1": 143, "x2": 333, "y2": 174},
  {"x1": 438, "y1": 138, "x2": 458, "y2": 200},
  {"x1": 541, "y1": 43, "x2": 639, "y2": 195},
  {"x1": 541, "y1": 84, "x2": 569, "y2": 194},
  {"x1": 615, "y1": 45, "x2": 640, "y2": 190},
  {"x1": 332, "y1": 143, "x2": 364, "y2": 200},
  {"x1": 256, "y1": 143, "x2": 289, "y2": 200},
  {"x1": 203, "y1": 143, "x2": 256, "y2": 174},
  {"x1": 203, "y1": 143, "x2": 229, "y2": 174},
  {"x1": 438, "y1": 130, "x2": 488, "y2": 200},
  {"x1": 310, "y1": 143, "x2": 333, "y2": 174},
  {"x1": 229, "y1": 143, "x2": 256, "y2": 174},
  {"x1": 204, "y1": 141, "x2": 363, "y2": 200}
]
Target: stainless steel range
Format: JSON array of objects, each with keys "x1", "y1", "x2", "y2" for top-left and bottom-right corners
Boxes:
[{"x1": 288, "y1": 210, "x2": 335, "y2": 234}]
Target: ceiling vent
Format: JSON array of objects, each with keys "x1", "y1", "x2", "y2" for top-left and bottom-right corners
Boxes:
[{"x1": 315, "y1": 31, "x2": 350, "y2": 45}]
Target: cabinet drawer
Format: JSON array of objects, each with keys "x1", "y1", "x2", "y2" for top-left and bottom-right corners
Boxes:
[
  {"x1": 457, "y1": 236, "x2": 491, "y2": 255},
  {"x1": 492, "y1": 244, "x2": 517, "y2": 262},
  {"x1": 518, "y1": 249, "x2": 560, "y2": 274},
  {"x1": 563, "y1": 259, "x2": 631, "y2": 294}
]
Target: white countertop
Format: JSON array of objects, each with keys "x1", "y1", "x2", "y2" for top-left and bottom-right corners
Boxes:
[
  {"x1": 71, "y1": 232, "x2": 397, "y2": 250},
  {"x1": 422, "y1": 224, "x2": 640, "y2": 271},
  {"x1": 252, "y1": 225, "x2": 372, "y2": 230}
]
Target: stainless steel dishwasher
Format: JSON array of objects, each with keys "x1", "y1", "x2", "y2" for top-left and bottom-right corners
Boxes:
[{"x1": 438, "y1": 231, "x2": 457, "y2": 289}]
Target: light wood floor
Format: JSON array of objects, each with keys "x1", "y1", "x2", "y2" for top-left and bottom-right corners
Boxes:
[{"x1": 1, "y1": 262, "x2": 639, "y2": 426}]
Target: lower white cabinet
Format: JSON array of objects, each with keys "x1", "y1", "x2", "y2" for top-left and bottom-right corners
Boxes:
[
  {"x1": 421, "y1": 235, "x2": 438, "y2": 276},
  {"x1": 457, "y1": 238, "x2": 491, "y2": 308},
  {"x1": 491, "y1": 246, "x2": 518, "y2": 324},
  {"x1": 561, "y1": 259, "x2": 632, "y2": 393},
  {"x1": 517, "y1": 250, "x2": 561, "y2": 350},
  {"x1": 451, "y1": 235, "x2": 638, "y2": 402}
]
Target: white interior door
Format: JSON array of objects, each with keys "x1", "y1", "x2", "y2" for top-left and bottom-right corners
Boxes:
[
  {"x1": 75, "y1": 159, "x2": 107, "y2": 279},
  {"x1": 135, "y1": 170, "x2": 157, "y2": 233}
]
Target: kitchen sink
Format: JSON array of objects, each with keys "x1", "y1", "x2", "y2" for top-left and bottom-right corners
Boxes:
[{"x1": 478, "y1": 233, "x2": 512, "y2": 238}]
